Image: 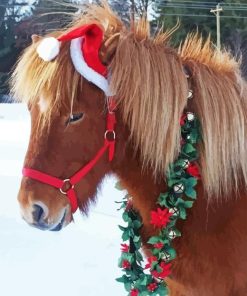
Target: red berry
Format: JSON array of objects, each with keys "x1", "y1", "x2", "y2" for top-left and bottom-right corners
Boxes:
[
  {"x1": 154, "y1": 242, "x2": 164, "y2": 249},
  {"x1": 147, "y1": 282, "x2": 158, "y2": 292},
  {"x1": 130, "y1": 289, "x2": 139, "y2": 296},
  {"x1": 122, "y1": 260, "x2": 131, "y2": 269}
]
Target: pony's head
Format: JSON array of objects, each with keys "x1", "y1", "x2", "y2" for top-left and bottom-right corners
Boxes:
[{"x1": 11, "y1": 5, "x2": 126, "y2": 231}]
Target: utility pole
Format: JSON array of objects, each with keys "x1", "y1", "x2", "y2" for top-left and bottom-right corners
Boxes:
[
  {"x1": 210, "y1": 3, "x2": 223, "y2": 50},
  {"x1": 130, "y1": 0, "x2": 135, "y2": 24}
]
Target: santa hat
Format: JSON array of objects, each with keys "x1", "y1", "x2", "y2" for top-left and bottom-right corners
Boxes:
[{"x1": 36, "y1": 24, "x2": 112, "y2": 96}]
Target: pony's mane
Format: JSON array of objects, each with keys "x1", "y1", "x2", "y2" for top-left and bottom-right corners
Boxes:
[{"x1": 11, "y1": 2, "x2": 247, "y2": 197}]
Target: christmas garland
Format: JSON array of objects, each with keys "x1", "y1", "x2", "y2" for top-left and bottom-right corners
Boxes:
[{"x1": 116, "y1": 111, "x2": 201, "y2": 296}]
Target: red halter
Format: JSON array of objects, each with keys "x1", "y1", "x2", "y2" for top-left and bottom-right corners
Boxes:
[{"x1": 22, "y1": 99, "x2": 116, "y2": 213}]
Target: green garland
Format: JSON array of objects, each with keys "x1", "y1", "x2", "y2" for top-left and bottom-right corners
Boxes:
[{"x1": 116, "y1": 111, "x2": 201, "y2": 296}]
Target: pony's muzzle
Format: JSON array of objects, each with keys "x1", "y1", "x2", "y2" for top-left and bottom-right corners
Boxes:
[{"x1": 18, "y1": 182, "x2": 73, "y2": 231}]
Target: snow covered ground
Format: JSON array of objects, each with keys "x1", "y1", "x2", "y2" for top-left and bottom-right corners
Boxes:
[{"x1": 0, "y1": 104, "x2": 124, "y2": 296}]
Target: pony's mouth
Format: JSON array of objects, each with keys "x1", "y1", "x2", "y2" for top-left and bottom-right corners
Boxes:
[{"x1": 50, "y1": 211, "x2": 67, "y2": 232}]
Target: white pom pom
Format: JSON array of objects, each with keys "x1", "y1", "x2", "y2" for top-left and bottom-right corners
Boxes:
[{"x1": 36, "y1": 37, "x2": 60, "y2": 61}]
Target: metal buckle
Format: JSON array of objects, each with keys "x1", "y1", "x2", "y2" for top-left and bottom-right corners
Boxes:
[
  {"x1": 60, "y1": 179, "x2": 74, "y2": 195},
  {"x1": 104, "y1": 130, "x2": 116, "y2": 141}
]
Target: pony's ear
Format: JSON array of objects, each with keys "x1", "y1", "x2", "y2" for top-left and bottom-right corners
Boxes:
[
  {"x1": 31, "y1": 34, "x2": 41, "y2": 44},
  {"x1": 99, "y1": 33, "x2": 120, "y2": 65}
]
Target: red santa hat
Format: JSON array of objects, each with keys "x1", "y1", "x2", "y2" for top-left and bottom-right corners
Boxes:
[{"x1": 36, "y1": 24, "x2": 112, "y2": 96}]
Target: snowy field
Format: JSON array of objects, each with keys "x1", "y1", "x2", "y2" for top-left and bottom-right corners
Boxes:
[{"x1": 0, "y1": 104, "x2": 124, "y2": 296}]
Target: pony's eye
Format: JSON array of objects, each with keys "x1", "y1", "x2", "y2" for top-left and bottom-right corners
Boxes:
[{"x1": 66, "y1": 113, "x2": 84, "y2": 125}]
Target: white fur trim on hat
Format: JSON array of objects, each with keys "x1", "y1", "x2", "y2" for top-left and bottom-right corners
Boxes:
[
  {"x1": 70, "y1": 37, "x2": 113, "y2": 96},
  {"x1": 37, "y1": 37, "x2": 61, "y2": 62}
]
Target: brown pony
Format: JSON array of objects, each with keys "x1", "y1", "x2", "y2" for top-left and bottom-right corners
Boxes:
[{"x1": 11, "y1": 3, "x2": 247, "y2": 296}]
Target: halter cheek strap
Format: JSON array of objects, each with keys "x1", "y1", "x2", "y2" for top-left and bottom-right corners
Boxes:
[{"x1": 22, "y1": 101, "x2": 116, "y2": 214}]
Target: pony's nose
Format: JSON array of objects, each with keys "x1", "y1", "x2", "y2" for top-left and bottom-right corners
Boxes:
[{"x1": 32, "y1": 204, "x2": 46, "y2": 224}]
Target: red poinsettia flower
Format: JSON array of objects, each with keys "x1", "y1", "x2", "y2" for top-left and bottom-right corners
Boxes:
[
  {"x1": 145, "y1": 256, "x2": 158, "y2": 269},
  {"x1": 151, "y1": 262, "x2": 172, "y2": 279},
  {"x1": 186, "y1": 163, "x2": 201, "y2": 179},
  {"x1": 180, "y1": 114, "x2": 187, "y2": 126},
  {"x1": 121, "y1": 243, "x2": 129, "y2": 253},
  {"x1": 147, "y1": 282, "x2": 158, "y2": 292},
  {"x1": 150, "y1": 208, "x2": 172, "y2": 229},
  {"x1": 122, "y1": 260, "x2": 131, "y2": 269},
  {"x1": 154, "y1": 242, "x2": 164, "y2": 249},
  {"x1": 130, "y1": 289, "x2": 139, "y2": 296}
]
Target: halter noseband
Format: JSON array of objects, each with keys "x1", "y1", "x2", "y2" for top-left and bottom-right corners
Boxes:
[{"x1": 22, "y1": 99, "x2": 116, "y2": 213}]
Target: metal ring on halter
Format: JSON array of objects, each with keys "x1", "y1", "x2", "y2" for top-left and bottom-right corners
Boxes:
[
  {"x1": 60, "y1": 179, "x2": 74, "y2": 195},
  {"x1": 104, "y1": 130, "x2": 116, "y2": 141}
]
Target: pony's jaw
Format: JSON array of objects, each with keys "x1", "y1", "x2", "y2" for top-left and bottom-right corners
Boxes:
[{"x1": 18, "y1": 186, "x2": 73, "y2": 231}]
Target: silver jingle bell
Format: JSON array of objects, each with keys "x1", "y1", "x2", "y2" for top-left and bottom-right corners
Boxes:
[
  {"x1": 182, "y1": 159, "x2": 190, "y2": 169},
  {"x1": 168, "y1": 230, "x2": 177, "y2": 240},
  {"x1": 173, "y1": 183, "x2": 185, "y2": 194},
  {"x1": 186, "y1": 112, "x2": 195, "y2": 122},
  {"x1": 162, "y1": 252, "x2": 171, "y2": 261},
  {"x1": 169, "y1": 207, "x2": 179, "y2": 217}
]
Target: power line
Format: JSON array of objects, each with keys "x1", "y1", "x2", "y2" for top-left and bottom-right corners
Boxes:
[
  {"x1": 156, "y1": 3, "x2": 247, "y2": 11},
  {"x1": 158, "y1": 13, "x2": 247, "y2": 19},
  {"x1": 155, "y1": 4, "x2": 247, "y2": 11},
  {"x1": 156, "y1": 0, "x2": 247, "y2": 6}
]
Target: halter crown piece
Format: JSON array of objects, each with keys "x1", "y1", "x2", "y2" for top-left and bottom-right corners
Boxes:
[{"x1": 36, "y1": 23, "x2": 112, "y2": 96}]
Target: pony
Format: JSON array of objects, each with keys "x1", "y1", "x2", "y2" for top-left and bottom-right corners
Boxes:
[{"x1": 11, "y1": 2, "x2": 247, "y2": 296}]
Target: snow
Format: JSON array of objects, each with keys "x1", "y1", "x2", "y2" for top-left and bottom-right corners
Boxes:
[{"x1": 0, "y1": 104, "x2": 125, "y2": 296}]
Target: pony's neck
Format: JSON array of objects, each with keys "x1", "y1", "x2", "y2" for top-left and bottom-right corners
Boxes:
[{"x1": 113, "y1": 145, "x2": 163, "y2": 242}]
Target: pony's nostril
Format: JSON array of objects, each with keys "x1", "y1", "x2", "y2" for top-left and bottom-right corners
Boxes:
[{"x1": 32, "y1": 204, "x2": 45, "y2": 223}]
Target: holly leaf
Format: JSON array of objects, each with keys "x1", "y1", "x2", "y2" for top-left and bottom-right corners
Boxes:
[
  {"x1": 133, "y1": 235, "x2": 141, "y2": 243},
  {"x1": 152, "y1": 248, "x2": 160, "y2": 256},
  {"x1": 136, "y1": 251, "x2": 144, "y2": 262},
  {"x1": 139, "y1": 291, "x2": 149, "y2": 296},
  {"x1": 165, "y1": 246, "x2": 177, "y2": 260},
  {"x1": 185, "y1": 187, "x2": 197, "y2": 199},
  {"x1": 156, "y1": 284, "x2": 169, "y2": 295},
  {"x1": 132, "y1": 220, "x2": 142, "y2": 229},
  {"x1": 124, "y1": 281, "x2": 132, "y2": 292},
  {"x1": 155, "y1": 264, "x2": 163, "y2": 273},
  {"x1": 139, "y1": 275, "x2": 150, "y2": 286},
  {"x1": 147, "y1": 236, "x2": 162, "y2": 244},
  {"x1": 183, "y1": 143, "x2": 196, "y2": 154},
  {"x1": 119, "y1": 225, "x2": 127, "y2": 231},
  {"x1": 175, "y1": 198, "x2": 194, "y2": 209},
  {"x1": 123, "y1": 212, "x2": 131, "y2": 222},
  {"x1": 179, "y1": 207, "x2": 187, "y2": 220},
  {"x1": 186, "y1": 177, "x2": 197, "y2": 188},
  {"x1": 168, "y1": 178, "x2": 180, "y2": 187},
  {"x1": 175, "y1": 159, "x2": 187, "y2": 168},
  {"x1": 189, "y1": 129, "x2": 200, "y2": 143},
  {"x1": 184, "y1": 200, "x2": 194, "y2": 208},
  {"x1": 158, "y1": 193, "x2": 171, "y2": 207},
  {"x1": 116, "y1": 275, "x2": 129, "y2": 283},
  {"x1": 117, "y1": 203, "x2": 127, "y2": 211},
  {"x1": 122, "y1": 230, "x2": 130, "y2": 241}
]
